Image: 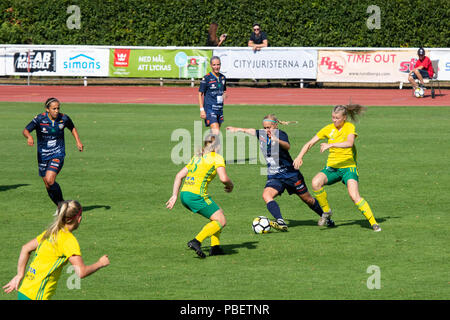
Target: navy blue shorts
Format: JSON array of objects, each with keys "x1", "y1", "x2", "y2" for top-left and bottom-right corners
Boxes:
[
  {"x1": 411, "y1": 69, "x2": 430, "y2": 79},
  {"x1": 265, "y1": 171, "x2": 308, "y2": 196},
  {"x1": 204, "y1": 112, "x2": 224, "y2": 127},
  {"x1": 38, "y1": 157, "x2": 64, "y2": 177}
]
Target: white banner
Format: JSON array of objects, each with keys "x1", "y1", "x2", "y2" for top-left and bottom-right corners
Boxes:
[
  {"x1": 5, "y1": 47, "x2": 57, "y2": 75},
  {"x1": 0, "y1": 48, "x2": 5, "y2": 76},
  {"x1": 429, "y1": 50, "x2": 450, "y2": 80},
  {"x1": 317, "y1": 50, "x2": 417, "y2": 83},
  {"x1": 56, "y1": 48, "x2": 109, "y2": 76},
  {"x1": 4, "y1": 47, "x2": 109, "y2": 76},
  {"x1": 214, "y1": 48, "x2": 317, "y2": 79}
]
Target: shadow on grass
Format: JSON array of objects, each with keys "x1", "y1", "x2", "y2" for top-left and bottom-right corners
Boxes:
[
  {"x1": 83, "y1": 205, "x2": 111, "y2": 212},
  {"x1": 205, "y1": 241, "x2": 259, "y2": 256},
  {"x1": 0, "y1": 184, "x2": 30, "y2": 192},
  {"x1": 287, "y1": 217, "x2": 390, "y2": 230}
]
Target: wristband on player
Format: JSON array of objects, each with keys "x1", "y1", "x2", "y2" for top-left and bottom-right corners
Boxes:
[{"x1": 200, "y1": 108, "x2": 204, "y2": 111}]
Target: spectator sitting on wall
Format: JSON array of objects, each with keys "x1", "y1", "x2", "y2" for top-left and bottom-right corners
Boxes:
[
  {"x1": 408, "y1": 47, "x2": 434, "y2": 89},
  {"x1": 248, "y1": 23, "x2": 268, "y2": 52},
  {"x1": 207, "y1": 23, "x2": 227, "y2": 47}
]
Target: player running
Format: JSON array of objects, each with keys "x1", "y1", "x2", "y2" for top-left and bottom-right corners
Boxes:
[
  {"x1": 198, "y1": 56, "x2": 226, "y2": 135},
  {"x1": 3, "y1": 200, "x2": 109, "y2": 300},
  {"x1": 23, "y1": 98, "x2": 83, "y2": 206},
  {"x1": 166, "y1": 134, "x2": 234, "y2": 258},
  {"x1": 226, "y1": 114, "x2": 333, "y2": 231},
  {"x1": 293, "y1": 104, "x2": 381, "y2": 232}
]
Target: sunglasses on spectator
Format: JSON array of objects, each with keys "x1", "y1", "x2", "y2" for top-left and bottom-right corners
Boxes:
[{"x1": 253, "y1": 27, "x2": 260, "y2": 31}]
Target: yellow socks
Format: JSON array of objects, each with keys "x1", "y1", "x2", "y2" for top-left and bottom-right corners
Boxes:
[
  {"x1": 210, "y1": 230, "x2": 222, "y2": 247},
  {"x1": 195, "y1": 220, "x2": 222, "y2": 243},
  {"x1": 356, "y1": 198, "x2": 377, "y2": 226},
  {"x1": 313, "y1": 188, "x2": 331, "y2": 213}
]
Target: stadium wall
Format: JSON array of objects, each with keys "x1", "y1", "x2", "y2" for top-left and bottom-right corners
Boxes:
[{"x1": 1, "y1": 45, "x2": 449, "y2": 87}]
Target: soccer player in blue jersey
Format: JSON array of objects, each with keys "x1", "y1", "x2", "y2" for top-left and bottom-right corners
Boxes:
[
  {"x1": 198, "y1": 56, "x2": 226, "y2": 134},
  {"x1": 23, "y1": 98, "x2": 83, "y2": 206},
  {"x1": 227, "y1": 114, "x2": 334, "y2": 231}
]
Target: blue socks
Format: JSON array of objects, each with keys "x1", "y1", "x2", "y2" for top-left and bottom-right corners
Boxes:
[
  {"x1": 308, "y1": 198, "x2": 324, "y2": 217},
  {"x1": 266, "y1": 200, "x2": 283, "y2": 220},
  {"x1": 47, "y1": 182, "x2": 63, "y2": 206}
]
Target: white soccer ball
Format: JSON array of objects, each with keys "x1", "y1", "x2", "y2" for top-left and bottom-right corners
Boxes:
[
  {"x1": 252, "y1": 216, "x2": 271, "y2": 234},
  {"x1": 414, "y1": 87, "x2": 424, "y2": 98}
]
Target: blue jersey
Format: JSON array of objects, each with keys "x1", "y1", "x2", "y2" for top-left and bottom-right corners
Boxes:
[
  {"x1": 199, "y1": 72, "x2": 226, "y2": 113},
  {"x1": 256, "y1": 129, "x2": 298, "y2": 179},
  {"x1": 25, "y1": 112, "x2": 75, "y2": 161}
]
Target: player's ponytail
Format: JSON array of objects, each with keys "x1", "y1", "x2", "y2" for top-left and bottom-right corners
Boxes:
[
  {"x1": 43, "y1": 200, "x2": 82, "y2": 242},
  {"x1": 333, "y1": 104, "x2": 367, "y2": 122},
  {"x1": 200, "y1": 134, "x2": 220, "y2": 156},
  {"x1": 263, "y1": 114, "x2": 297, "y2": 126}
]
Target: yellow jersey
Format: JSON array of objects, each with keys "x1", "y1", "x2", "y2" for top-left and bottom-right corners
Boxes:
[
  {"x1": 19, "y1": 228, "x2": 81, "y2": 300},
  {"x1": 181, "y1": 152, "x2": 225, "y2": 196},
  {"x1": 316, "y1": 121, "x2": 358, "y2": 168}
]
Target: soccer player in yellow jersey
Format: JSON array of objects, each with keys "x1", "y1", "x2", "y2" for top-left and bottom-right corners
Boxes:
[
  {"x1": 293, "y1": 104, "x2": 381, "y2": 232},
  {"x1": 3, "y1": 200, "x2": 110, "y2": 300},
  {"x1": 166, "y1": 134, "x2": 234, "y2": 258}
]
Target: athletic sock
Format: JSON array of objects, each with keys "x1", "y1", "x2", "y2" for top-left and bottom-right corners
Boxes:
[
  {"x1": 356, "y1": 198, "x2": 377, "y2": 226},
  {"x1": 210, "y1": 230, "x2": 221, "y2": 247},
  {"x1": 195, "y1": 220, "x2": 222, "y2": 243},
  {"x1": 313, "y1": 188, "x2": 331, "y2": 213},
  {"x1": 266, "y1": 200, "x2": 283, "y2": 220},
  {"x1": 47, "y1": 182, "x2": 64, "y2": 206},
  {"x1": 308, "y1": 198, "x2": 324, "y2": 217}
]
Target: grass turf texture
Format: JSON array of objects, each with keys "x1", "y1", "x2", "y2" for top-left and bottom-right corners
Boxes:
[{"x1": 0, "y1": 102, "x2": 448, "y2": 300}]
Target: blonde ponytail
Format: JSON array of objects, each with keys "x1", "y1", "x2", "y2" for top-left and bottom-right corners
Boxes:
[
  {"x1": 333, "y1": 104, "x2": 367, "y2": 122},
  {"x1": 196, "y1": 134, "x2": 220, "y2": 157},
  {"x1": 263, "y1": 114, "x2": 297, "y2": 126},
  {"x1": 43, "y1": 200, "x2": 82, "y2": 242}
]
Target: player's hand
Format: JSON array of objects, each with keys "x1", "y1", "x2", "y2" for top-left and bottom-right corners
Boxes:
[
  {"x1": 293, "y1": 157, "x2": 303, "y2": 169},
  {"x1": 320, "y1": 143, "x2": 330, "y2": 153},
  {"x1": 2, "y1": 275, "x2": 22, "y2": 293},
  {"x1": 166, "y1": 195, "x2": 177, "y2": 209},
  {"x1": 98, "y1": 255, "x2": 110, "y2": 268},
  {"x1": 200, "y1": 110, "x2": 206, "y2": 119},
  {"x1": 224, "y1": 183, "x2": 233, "y2": 193},
  {"x1": 77, "y1": 142, "x2": 84, "y2": 152},
  {"x1": 27, "y1": 137, "x2": 34, "y2": 146}
]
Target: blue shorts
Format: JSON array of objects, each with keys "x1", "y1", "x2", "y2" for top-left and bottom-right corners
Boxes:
[
  {"x1": 411, "y1": 69, "x2": 430, "y2": 79},
  {"x1": 204, "y1": 112, "x2": 224, "y2": 127},
  {"x1": 38, "y1": 157, "x2": 64, "y2": 177},
  {"x1": 265, "y1": 171, "x2": 308, "y2": 196}
]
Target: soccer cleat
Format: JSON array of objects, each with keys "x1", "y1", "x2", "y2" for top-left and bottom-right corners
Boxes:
[
  {"x1": 372, "y1": 224, "x2": 382, "y2": 232},
  {"x1": 187, "y1": 239, "x2": 206, "y2": 258},
  {"x1": 318, "y1": 211, "x2": 332, "y2": 226},
  {"x1": 209, "y1": 245, "x2": 225, "y2": 256},
  {"x1": 270, "y1": 218, "x2": 288, "y2": 232},
  {"x1": 326, "y1": 218, "x2": 336, "y2": 228}
]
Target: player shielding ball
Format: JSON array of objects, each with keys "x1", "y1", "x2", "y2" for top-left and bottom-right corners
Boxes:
[
  {"x1": 227, "y1": 114, "x2": 332, "y2": 231},
  {"x1": 23, "y1": 98, "x2": 83, "y2": 206},
  {"x1": 2, "y1": 200, "x2": 109, "y2": 300},
  {"x1": 293, "y1": 104, "x2": 381, "y2": 232},
  {"x1": 166, "y1": 134, "x2": 233, "y2": 258}
]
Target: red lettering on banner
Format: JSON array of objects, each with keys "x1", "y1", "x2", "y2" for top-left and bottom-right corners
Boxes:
[
  {"x1": 114, "y1": 49, "x2": 131, "y2": 67},
  {"x1": 320, "y1": 56, "x2": 344, "y2": 74}
]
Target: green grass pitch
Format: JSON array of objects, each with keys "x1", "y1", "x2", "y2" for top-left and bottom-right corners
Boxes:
[{"x1": 0, "y1": 102, "x2": 449, "y2": 300}]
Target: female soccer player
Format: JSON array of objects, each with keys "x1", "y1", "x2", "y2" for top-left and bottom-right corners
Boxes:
[
  {"x1": 226, "y1": 114, "x2": 331, "y2": 231},
  {"x1": 3, "y1": 200, "x2": 109, "y2": 300},
  {"x1": 293, "y1": 104, "x2": 381, "y2": 232},
  {"x1": 166, "y1": 134, "x2": 234, "y2": 258},
  {"x1": 23, "y1": 98, "x2": 83, "y2": 206},
  {"x1": 198, "y1": 56, "x2": 226, "y2": 134}
]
